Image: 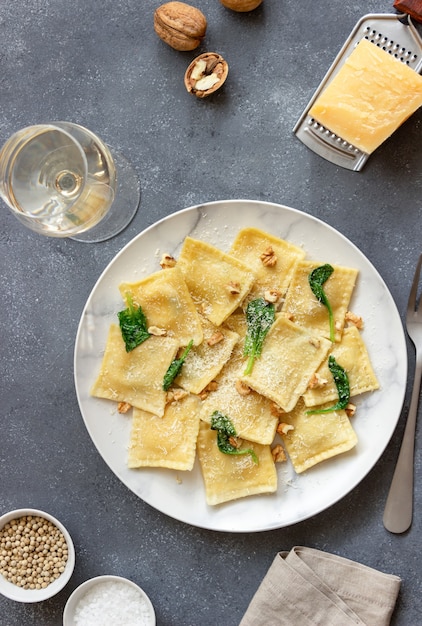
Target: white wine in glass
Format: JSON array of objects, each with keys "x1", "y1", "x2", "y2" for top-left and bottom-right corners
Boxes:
[{"x1": 0, "y1": 122, "x2": 140, "y2": 242}]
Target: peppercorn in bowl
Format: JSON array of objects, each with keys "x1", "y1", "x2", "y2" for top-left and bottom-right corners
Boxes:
[{"x1": 0, "y1": 508, "x2": 75, "y2": 602}]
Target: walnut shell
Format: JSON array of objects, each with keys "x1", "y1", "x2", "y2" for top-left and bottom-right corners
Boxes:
[
  {"x1": 220, "y1": 0, "x2": 263, "y2": 11},
  {"x1": 184, "y1": 52, "x2": 229, "y2": 98},
  {"x1": 154, "y1": 2, "x2": 207, "y2": 51}
]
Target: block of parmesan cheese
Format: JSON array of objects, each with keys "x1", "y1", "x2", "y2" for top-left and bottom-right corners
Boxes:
[{"x1": 309, "y1": 38, "x2": 422, "y2": 154}]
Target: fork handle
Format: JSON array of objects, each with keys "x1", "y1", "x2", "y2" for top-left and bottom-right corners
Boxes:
[{"x1": 383, "y1": 357, "x2": 422, "y2": 533}]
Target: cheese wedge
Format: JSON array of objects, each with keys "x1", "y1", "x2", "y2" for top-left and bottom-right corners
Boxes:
[{"x1": 309, "y1": 38, "x2": 422, "y2": 154}]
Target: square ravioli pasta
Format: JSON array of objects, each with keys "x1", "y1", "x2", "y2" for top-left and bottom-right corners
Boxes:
[
  {"x1": 197, "y1": 421, "x2": 277, "y2": 506},
  {"x1": 119, "y1": 266, "x2": 203, "y2": 347},
  {"x1": 90, "y1": 324, "x2": 179, "y2": 417},
  {"x1": 241, "y1": 316, "x2": 332, "y2": 413},
  {"x1": 279, "y1": 399, "x2": 358, "y2": 473},
  {"x1": 229, "y1": 226, "x2": 306, "y2": 302},
  {"x1": 282, "y1": 260, "x2": 358, "y2": 342},
  {"x1": 303, "y1": 325, "x2": 379, "y2": 408},
  {"x1": 175, "y1": 315, "x2": 240, "y2": 395},
  {"x1": 176, "y1": 237, "x2": 256, "y2": 325},
  {"x1": 200, "y1": 315, "x2": 279, "y2": 445},
  {"x1": 128, "y1": 394, "x2": 201, "y2": 471}
]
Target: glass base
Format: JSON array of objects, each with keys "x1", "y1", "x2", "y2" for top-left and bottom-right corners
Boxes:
[{"x1": 71, "y1": 149, "x2": 140, "y2": 243}]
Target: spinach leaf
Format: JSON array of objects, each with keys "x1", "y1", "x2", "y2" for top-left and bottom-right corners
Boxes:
[
  {"x1": 163, "y1": 340, "x2": 194, "y2": 391},
  {"x1": 117, "y1": 294, "x2": 150, "y2": 352},
  {"x1": 243, "y1": 298, "x2": 275, "y2": 375},
  {"x1": 211, "y1": 411, "x2": 258, "y2": 464},
  {"x1": 306, "y1": 356, "x2": 350, "y2": 414},
  {"x1": 308, "y1": 264, "x2": 335, "y2": 342}
]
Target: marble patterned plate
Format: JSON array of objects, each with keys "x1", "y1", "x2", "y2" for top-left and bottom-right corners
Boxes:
[{"x1": 74, "y1": 200, "x2": 407, "y2": 532}]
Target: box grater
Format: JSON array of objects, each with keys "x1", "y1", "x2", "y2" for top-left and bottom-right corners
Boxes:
[{"x1": 293, "y1": 13, "x2": 422, "y2": 171}]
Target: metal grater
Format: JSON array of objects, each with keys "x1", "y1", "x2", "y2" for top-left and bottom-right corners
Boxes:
[{"x1": 293, "y1": 13, "x2": 422, "y2": 171}]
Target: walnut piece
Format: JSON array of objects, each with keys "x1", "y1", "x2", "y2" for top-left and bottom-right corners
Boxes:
[
  {"x1": 199, "y1": 380, "x2": 219, "y2": 400},
  {"x1": 154, "y1": 2, "x2": 207, "y2": 51},
  {"x1": 117, "y1": 402, "x2": 132, "y2": 414},
  {"x1": 271, "y1": 444, "x2": 287, "y2": 463},
  {"x1": 166, "y1": 389, "x2": 189, "y2": 403},
  {"x1": 148, "y1": 325, "x2": 167, "y2": 336},
  {"x1": 160, "y1": 253, "x2": 177, "y2": 269},
  {"x1": 308, "y1": 372, "x2": 328, "y2": 389},
  {"x1": 260, "y1": 246, "x2": 277, "y2": 267},
  {"x1": 345, "y1": 311, "x2": 364, "y2": 329},
  {"x1": 277, "y1": 422, "x2": 294, "y2": 436},
  {"x1": 184, "y1": 52, "x2": 228, "y2": 98},
  {"x1": 226, "y1": 281, "x2": 241, "y2": 295},
  {"x1": 264, "y1": 289, "x2": 281, "y2": 303},
  {"x1": 345, "y1": 403, "x2": 357, "y2": 417},
  {"x1": 235, "y1": 379, "x2": 251, "y2": 396},
  {"x1": 207, "y1": 331, "x2": 224, "y2": 346}
]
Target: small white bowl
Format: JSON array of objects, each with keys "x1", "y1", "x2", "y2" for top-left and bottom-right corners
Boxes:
[
  {"x1": 63, "y1": 575, "x2": 156, "y2": 625},
  {"x1": 0, "y1": 508, "x2": 75, "y2": 603}
]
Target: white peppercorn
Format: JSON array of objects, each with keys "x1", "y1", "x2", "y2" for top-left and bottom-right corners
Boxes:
[{"x1": 0, "y1": 515, "x2": 68, "y2": 589}]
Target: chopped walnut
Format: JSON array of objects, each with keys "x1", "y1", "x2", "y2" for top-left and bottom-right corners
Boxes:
[
  {"x1": 308, "y1": 337, "x2": 321, "y2": 349},
  {"x1": 271, "y1": 403, "x2": 285, "y2": 417},
  {"x1": 345, "y1": 311, "x2": 364, "y2": 329},
  {"x1": 226, "y1": 281, "x2": 241, "y2": 295},
  {"x1": 277, "y1": 422, "x2": 294, "y2": 436},
  {"x1": 160, "y1": 253, "x2": 177, "y2": 269},
  {"x1": 272, "y1": 444, "x2": 287, "y2": 463},
  {"x1": 148, "y1": 325, "x2": 167, "y2": 336},
  {"x1": 199, "y1": 381, "x2": 219, "y2": 400},
  {"x1": 308, "y1": 372, "x2": 328, "y2": 389},
  {"x1": 207, "y1": 331, "x2": 224, "y2": 346},
  {"x1": 117, "y1": 401, "x2": 132, "y2": 414},
  {"x1": 235, "y1": 379, "x2": 251, "y2": 396},
  {"x1": 260, "y1": 246, "x2": 278, "y2": 267},
  {"x1": 345, "y1": 403, "x2": 356, "y2": 417},
  {"x1": 166, "y1": 389, "x2": 189, "y2": 403},
  {"x1": 264, "y1": 289, "x2": 281, "y2": 303}
]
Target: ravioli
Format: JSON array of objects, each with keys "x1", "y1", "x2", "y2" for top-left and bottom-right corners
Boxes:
[
  {"x1": 90, "y1": 324, "x2": 179, "y2": 417},
  {"x1": 279, "y1": 398, "x2": 358, "y2": 473},
  {"x1": 241, "y1": 316, "x2": 332, "y2": 412},
  {"x1": 197, "y1": 421, "x2": 277, "y2": 505},
  {"x1": 128, "y1": 394, "x2": 201, "y2": 471},
  {"x1": 176, "y1": 237, "x2": 256, "y2": 325},
  {"x1": 303, "y1": 325, "x2": 379, "y2": 407},
  {"x1": 175, "y1": 316, "x2": 239, "y2": 394},
  {"x1": 229, "y1": 226, "x2": 306, "y2": 301},
  {"x1": 200, "y1": 318, "x2": 279, "y2": 445},
  {"x1": 119, "y1": 266, "x2": 203, "y2": 346},
  {"x1": 282, "y1": 260, "x2": 358, "y2": 342}
]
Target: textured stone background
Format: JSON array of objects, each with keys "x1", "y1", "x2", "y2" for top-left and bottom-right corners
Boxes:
[{"x1": 1, "y1": 1, "x2": 421, "y2": 624}]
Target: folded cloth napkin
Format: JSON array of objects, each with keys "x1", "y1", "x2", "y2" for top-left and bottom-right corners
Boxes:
[{"x1": 239, "y1": 547, "x2": 401, "y2": 626}]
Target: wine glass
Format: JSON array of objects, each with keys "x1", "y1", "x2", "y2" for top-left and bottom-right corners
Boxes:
[{"x1": 0, "y1": 122, "x2": 141, "y2": 243}]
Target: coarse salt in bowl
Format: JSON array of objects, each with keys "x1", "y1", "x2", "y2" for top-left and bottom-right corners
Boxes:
[
  {"x1": 63, "y1": 575, "x2": 156, "y2": 626},
  {"x1": 0, "y1": 508, "x2": 75, "y2": 603}
]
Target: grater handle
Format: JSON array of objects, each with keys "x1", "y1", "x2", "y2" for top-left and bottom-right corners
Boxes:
[{"x1": 394, "y1": 1, "x2": 422, "y2": 23}]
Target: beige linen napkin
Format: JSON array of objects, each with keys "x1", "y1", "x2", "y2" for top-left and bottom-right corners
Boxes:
[{"x1": 239, "y1": 547, "x2": 401, "y2": 626}]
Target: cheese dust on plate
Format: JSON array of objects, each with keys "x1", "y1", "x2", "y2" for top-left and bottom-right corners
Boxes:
[{"x1": 74, "y1": 580, "x2": 153, "y2": 625}]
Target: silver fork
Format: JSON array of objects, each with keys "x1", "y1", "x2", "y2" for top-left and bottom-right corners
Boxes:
[{"x1": 383, "y1": 254, "x2": 422, "y2": 534}]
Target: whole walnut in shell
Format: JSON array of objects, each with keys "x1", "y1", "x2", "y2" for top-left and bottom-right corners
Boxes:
[
  {"x1": 154, "y1": 2, "x2": 207, "y2": 51},
  {"x1": 220, "y1": 0, "x2": 263, "y2": 11}
]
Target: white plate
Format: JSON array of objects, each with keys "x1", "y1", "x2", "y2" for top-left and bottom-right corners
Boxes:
[{"x1": 74, "y1": 200, "x2": 407, "y2": 532}]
